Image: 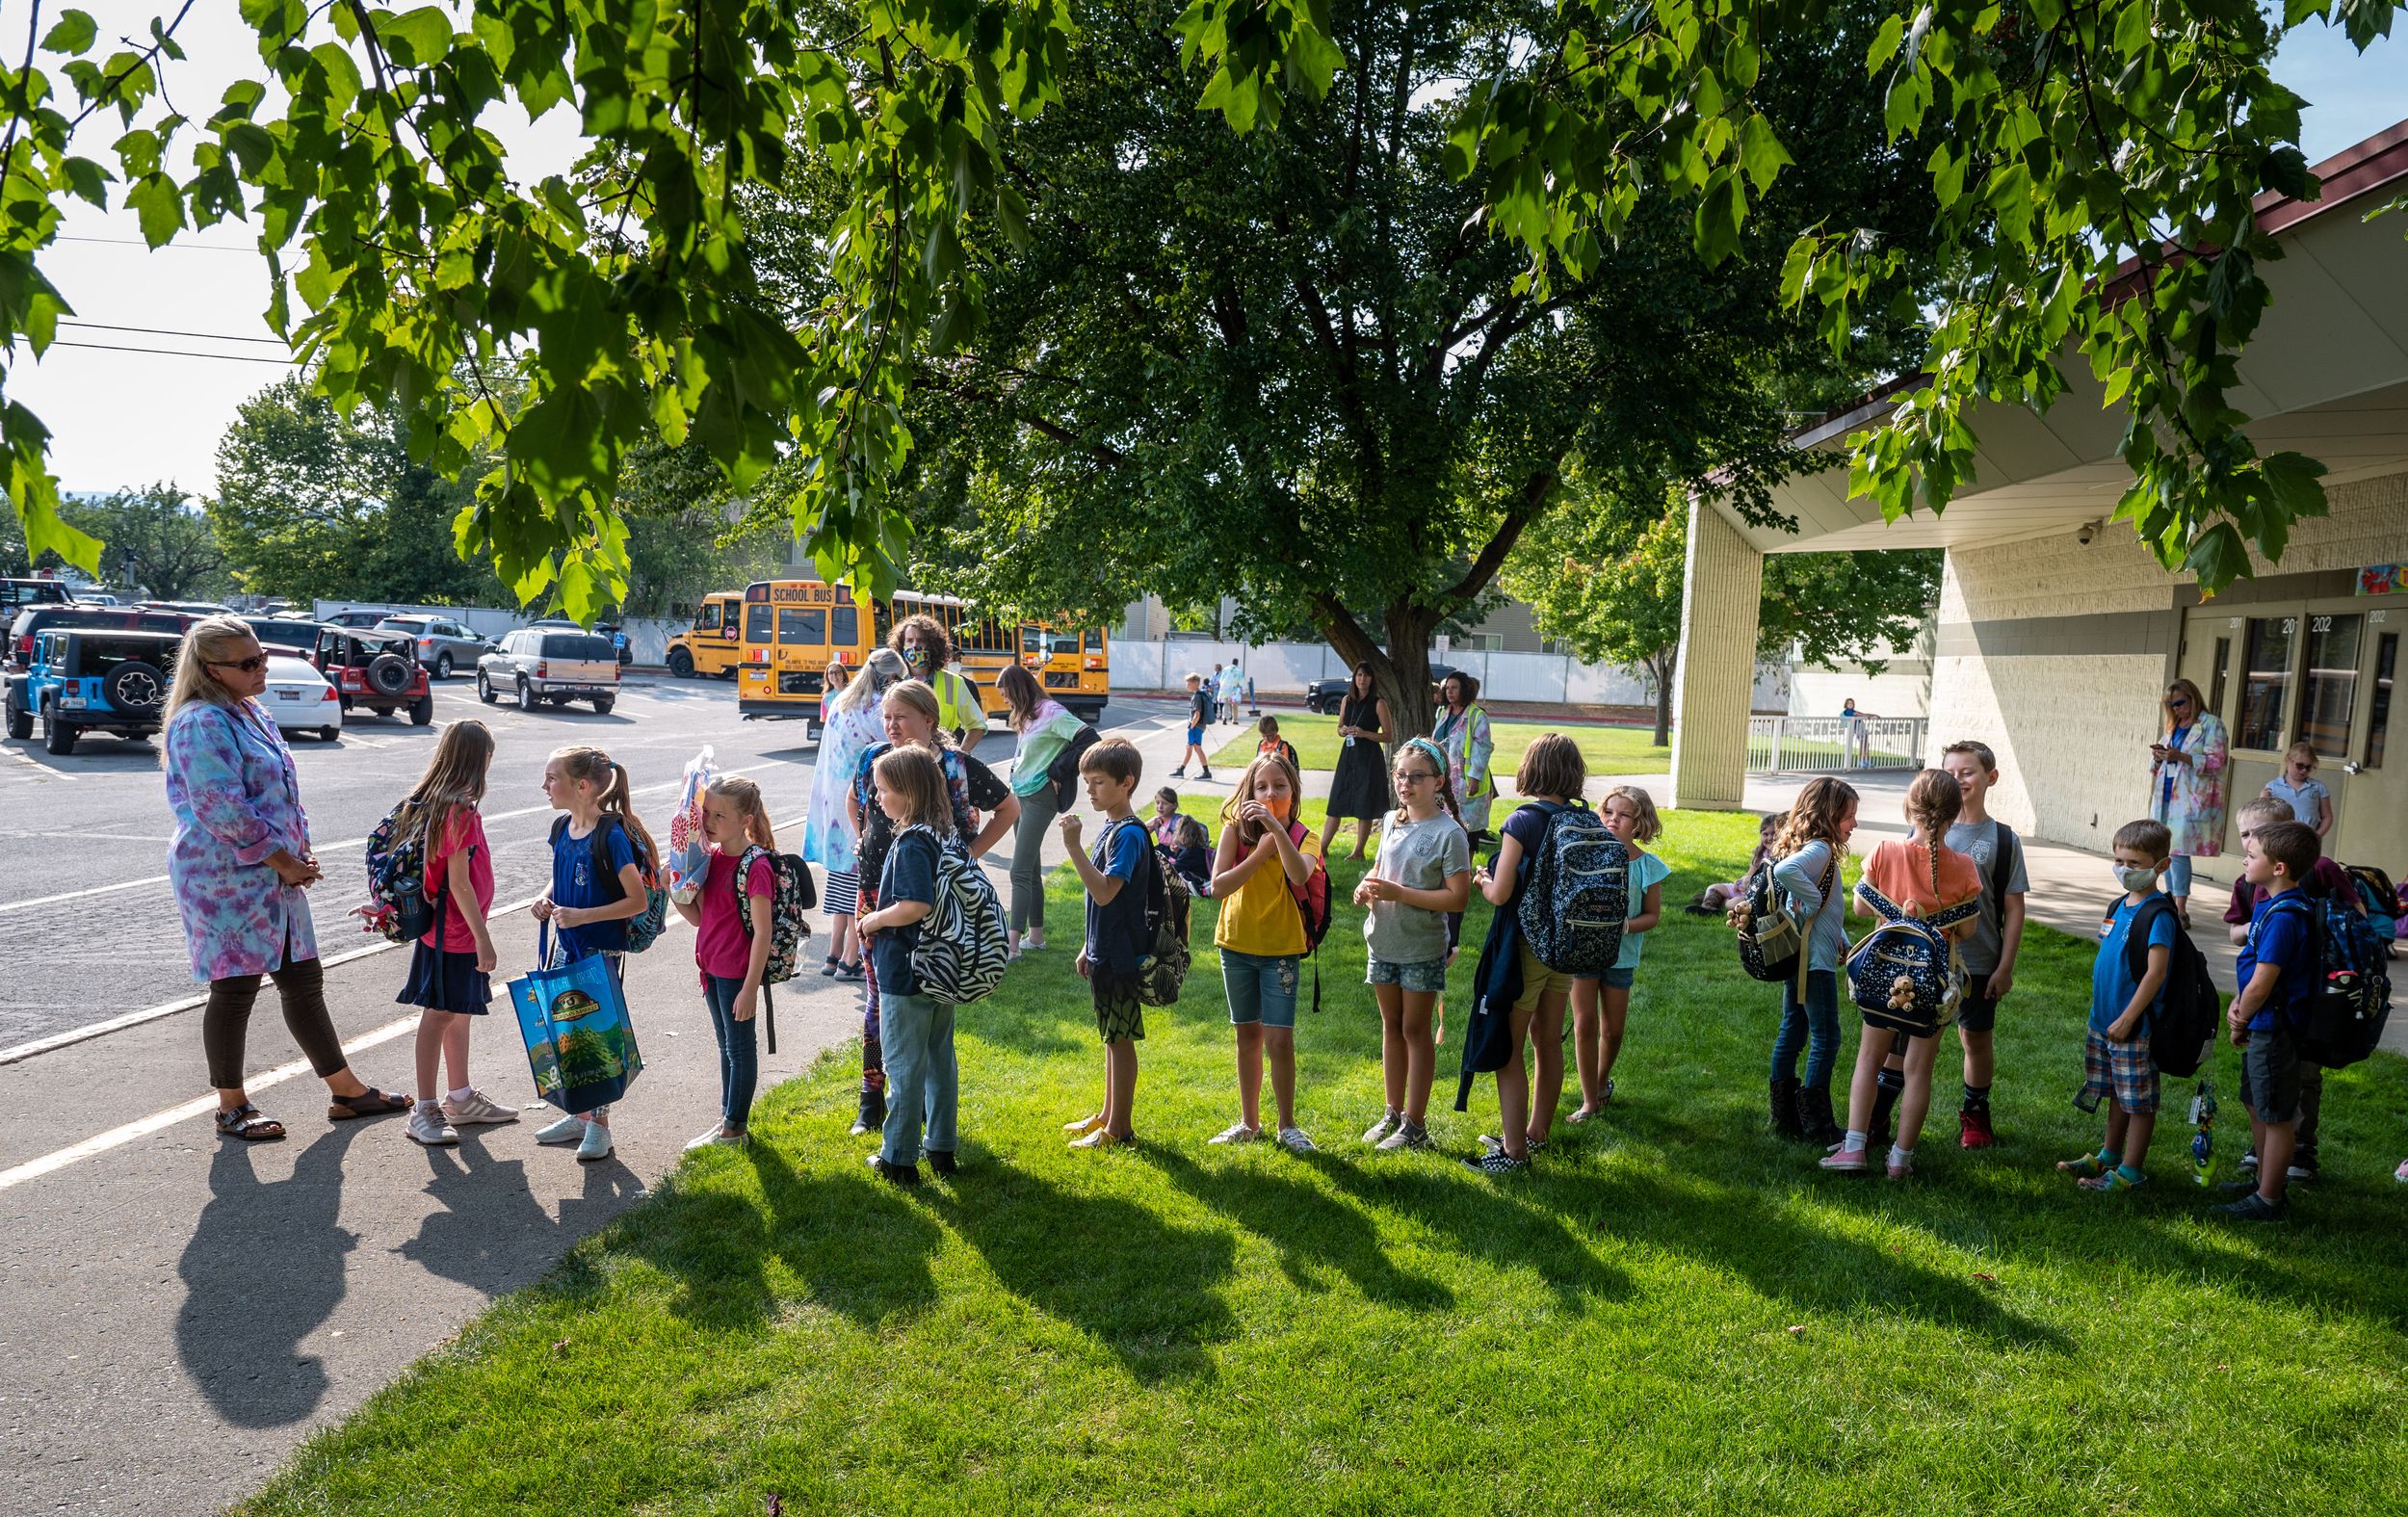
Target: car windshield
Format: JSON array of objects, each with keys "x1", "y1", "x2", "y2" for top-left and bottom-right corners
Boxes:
[{"x1": 539, "y1": 633, "x2": 615, "y2": 660}]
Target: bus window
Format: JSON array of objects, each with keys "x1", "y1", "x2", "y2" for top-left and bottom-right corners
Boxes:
[
  {"x1": 833, "y1": 603, "x2": 859, "y2": 648},
  {"x1": 1020, "y1": 624, "x2": 1041, "y2": 657},
  {"x1": 745, "y1": 602, "x2": 772, "y2": 643},
  {"x1": 778, "y1": 607, "x2": 826, "y2": 644},
  {"x1": 697, "y1": 601, "x2": 721, "y2": 632},
  {"x1": 1085, "y1": 628, "x2": 1104, "y2": 653},
  {"x1": 1037, "y1": 627, "x2": 1079, "y2": 657},
  {"x1": 873, "y1": 600, "x2": 894, "y2": 646}
]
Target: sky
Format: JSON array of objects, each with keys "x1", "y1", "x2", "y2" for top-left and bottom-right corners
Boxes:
[{"x1": 9, "y1": 7, "x2": 2403, "y2": 499}]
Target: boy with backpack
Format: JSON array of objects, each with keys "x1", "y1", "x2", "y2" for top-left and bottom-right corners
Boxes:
[
  {"x1": 1940, "y1": 741, "x2": 2028, "y2": 1148},
  {"x1": 2057, "y1": 820, "x2": 2178, "y2": 1193},
  {"x1": 2220, "y1": 820, "x2": 2324, "y2": 1221},
  {"x1": 1061, "y1": 738, "x2": 1157, "y2": 1150}
]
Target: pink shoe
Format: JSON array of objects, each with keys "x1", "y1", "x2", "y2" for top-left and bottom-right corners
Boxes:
[
  {"x1": 1886, "y1": 1155, "x2": 1915, "y2": 1181},
  {"x1": 1819, "y1": 1142, "x2": 1871, "y2": 1173}
]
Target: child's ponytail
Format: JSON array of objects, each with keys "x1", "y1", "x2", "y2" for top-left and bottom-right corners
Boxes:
[{"x1": 707, "y1": 775, "x2": 777, "y2": 850}]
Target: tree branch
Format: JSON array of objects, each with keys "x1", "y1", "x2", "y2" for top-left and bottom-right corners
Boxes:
[{"x1": 1436, "y1": 457, "x2": 1562, "y2": 615}]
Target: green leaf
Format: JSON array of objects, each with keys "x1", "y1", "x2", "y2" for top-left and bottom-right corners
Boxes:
[
  {"x1": 1777, "y1": 235, "x2": 1815, "y2": 308},
  {"x1": 41, "y1": 9, "x2": 98, "y2": 54},
  {"x1": 2261, "y1": 451, "x2": 2326, "y2": 518},
  {"x1": 2182, "y1": 520, "x2": 2250, "y2": 592},
  {"x1": 126, "y1": 172, "x2": 185, "y2": 248},
  {"x1": 1738, "y1": 114, "x2": 1792, "y2": 193},
  {"x1": 379, "y1": 7, "x2": 455, "y2": 68},
  {"x1": 1867, "y1": 13, "x2": 1905, "y2": 73},
  {"x1": 1692, "y1": 168, "x2": 1744, "y2": 266}
]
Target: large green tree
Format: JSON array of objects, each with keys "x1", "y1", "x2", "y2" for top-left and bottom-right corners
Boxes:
[
  {"x1": 5, "y1": 482, "x2": 225, "y2": 599},
  {"x1": 867, "y1": 0, "x2": 1933, "y2": 737},
  {"x1": 0, "y1": 0, "x2": 2392, "y2": 616}
]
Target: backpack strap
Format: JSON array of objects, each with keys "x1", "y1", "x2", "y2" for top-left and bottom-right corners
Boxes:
[
  {"x1": 1853, "y1": 877, "x2": 1911, "y2": 926},
  {"x1": 2123, "y1": 894, "x2": 2177, "y2": 983},
  {"x1": 1986, "y1": 824, "x2": 2019, "y2": 909}
]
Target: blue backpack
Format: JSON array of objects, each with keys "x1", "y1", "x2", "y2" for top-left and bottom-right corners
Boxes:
[
  {"x1": 2269, "y1": 893, "x2": 2394, "y2": 1068},
  {"x1": 1844, "y1": 879, "x2": 1977, "y2": 1035},
  {"x1": 1515, "y1": 799, "x2": 1628, "y2": 977}
]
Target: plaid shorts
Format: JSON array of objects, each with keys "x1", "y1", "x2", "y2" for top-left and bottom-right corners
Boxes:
[{"x1": 2076, "y1": 1028, "x2": 2159, "y2": 1115}]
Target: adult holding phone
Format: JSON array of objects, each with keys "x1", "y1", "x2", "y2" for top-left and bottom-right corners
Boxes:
[
  {"x1": 163, "y1": 617, "x2": 406, "y2": 1141},
  {"x1": 1322, "y1": 661, "x2": 1392, "y2": 861},
  {"x1": 2147, "y1": 677, "x2": 2227, "y2": 929}
]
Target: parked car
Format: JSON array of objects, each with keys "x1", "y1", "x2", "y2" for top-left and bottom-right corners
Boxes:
[
  {"x1": 3, "y1": 577, "x2": 73, "y2": 618},
  {"x1": 1302, "y1": 662, "x2": 1465, "y2": 715},
  {"x1": 7, "y1": 628, "x2": 182, "y2": 755},
  {"x1": 263, "y1": 653, "x2": 344, "y2": 742},
  {"x1": 8, "y1": 603, "x2": 195, "y2": 671},
  {"x1": 136, "y1": 600, "x2": 236, "y2": 616},
  {"x1": 593, "y1": 619, "x2": 636, "y2": 667},
  {"x1": 374, "y1": 614, "x2": 492, "y2": 679},
  {"x1": 311, "y1": 626, "x2": 434, "y2": 724},
  {"x1": 323, "y1": 608, "x2": 400, "y2": 630},
  {"x1": 73, "y1": 591, "x2": 122, "y2": 606},
  {"x1": 244, "y1": 616, "x2": 336, "y2": 654},
  {"x1": 477, "y1": 628, "x2": 620, "y2": 714}
]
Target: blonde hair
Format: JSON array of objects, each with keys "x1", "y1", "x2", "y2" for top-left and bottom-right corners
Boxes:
[
  {"x1": 1603, "y1": 784, "x2": 1662, "y2": 844},
  {"x1": 161, "y1": 615, "x2": 259, "y2": 736},
  {"x1": 1903, "y1": 768, "x2": 1963, "y2": 902},
  {"x1": 874, "y1": 744, "x2": 954, "y2": 833},
  {"x1": 1221, "y1": 750, "x2": 1304, "y2": 849},
  {"x1": 832, "y1": 646, "x2": 908, "y2": 717},
  {"x1": 880, "y1": 679, "x2": 952, "y2": 747},
  {"x1": 706, "y1": 774, "x2": 777, "y2": 850},
  {"x1": 1774, "y1": 776, "x2": 1857, "y2": 860},
  {"x1": 396, "y1": 719, "x2": 495, "y2": 856},
  {"x1": 552, "y1": 745, "x2": 659, "y2": 866},
  {"x1": 2162, "y1": 678, "x2": 2210, "y2": 736},
  {"x1": 2283, "y1": 741, "x2": 2317, "y2": 768}
]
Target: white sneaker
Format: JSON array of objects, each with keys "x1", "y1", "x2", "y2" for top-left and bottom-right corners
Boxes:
[
  {"x1": 442, "y1": 1089, "x2": 520, "y2": 1125},
  {"x1": 406, "y1": 1104, "x2": 458, "y2": 1147},
  {"x1": 1209, "y1": 1122, "x2": 1262, "y2": 1145},
  {"x1": 1277, "y1": 1126, "x2": 1318, "y2": 1153},
  {"x1": 1376, "y1": 1120, "x2": 1430, "y2": 1153},
  {"x1": 686, "y1": 1126, "x2": 729, "y2": 1152},
  {"x1": 1361, "y1": 1112, "x2": 1400, "y2": 1146},
  {"x1": 576, "y1": 1121, "x2": 615, "y2": 1162},
  {"x1": 535, "y1": 1113, "x2": 588, "y2": 1145}
]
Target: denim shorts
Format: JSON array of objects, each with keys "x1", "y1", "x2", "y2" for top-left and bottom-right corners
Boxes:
[
  {"x1": 1222, "y1": 949, "x2": 1299, "y2": 1029},
  {"x1": 1367, "y1": 956, "x2": 1447, "y2": 993},
  {"x1": 1186, "y1": 724, "x2": 1205, "y2": 745}
]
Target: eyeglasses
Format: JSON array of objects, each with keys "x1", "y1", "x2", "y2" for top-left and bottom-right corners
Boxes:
[
  {"x1": 1393, "y1": 769, "x2": 1437, "y2": 784},
  {"x1": 208, "y1": 655, "x2": 271, "y2": 674}
]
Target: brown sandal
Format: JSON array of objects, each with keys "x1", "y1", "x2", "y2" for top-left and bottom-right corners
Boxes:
[
  {"x1": 327, "y1": 1087, "x2": 410, "y2": 1121},
  {"x1": 216, "y1": 1104, "x2": 286, "y2": 1141}
]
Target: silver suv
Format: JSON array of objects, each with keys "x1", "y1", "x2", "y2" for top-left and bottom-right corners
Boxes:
[
  {"x1": 375, "y1": 614, "x2": 491, "y2": 680},
  {"x1": 477, "y1": 628, "x2": 621, "y2": 714}
]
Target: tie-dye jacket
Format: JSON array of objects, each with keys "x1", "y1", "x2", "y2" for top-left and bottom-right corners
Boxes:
[{"x1": 164, "y1": 698, "x2": 318, "y2": 981}]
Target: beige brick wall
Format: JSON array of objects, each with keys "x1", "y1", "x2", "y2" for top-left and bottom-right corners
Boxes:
[{"x1": 1931, "y1": 466, "x2": 2407, "y2": 858}]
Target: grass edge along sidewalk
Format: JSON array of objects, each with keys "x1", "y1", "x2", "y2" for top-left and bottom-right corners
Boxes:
[
  {"x1": 239, "y1": 809, "x2": 2408, "y2": 1515},
  {"x1": 1212, "y1": 713, "x2": 1670, "y2": 776}
]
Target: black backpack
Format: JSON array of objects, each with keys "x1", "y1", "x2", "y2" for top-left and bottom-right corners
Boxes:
[
  {"x1": 1048, "y1": 722, "x2": 1102, "y2": 811},
  {"x1": 2121, "y1": 895, "x2": 2220, "y2": 1078}
]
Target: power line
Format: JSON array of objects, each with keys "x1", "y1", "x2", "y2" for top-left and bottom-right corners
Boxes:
[
  {"x1": 56, "y1": 234, "x2": 260, "y2": 253},
  {"x1": 62, "y1": 319, "x2": 288, "y2": 346},
  {"x1": 13, "y1": 336, "x2": 297, "y2": 365}
]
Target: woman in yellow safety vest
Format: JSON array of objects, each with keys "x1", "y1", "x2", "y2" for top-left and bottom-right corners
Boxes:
[{"x1": 890, "y1": 613, "x2": 985, "y2": 756}]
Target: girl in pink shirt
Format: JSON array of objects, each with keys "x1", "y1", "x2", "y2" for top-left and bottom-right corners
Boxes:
[
  {"x1": 673, "y1": 776, "x2": 781, "y2": 1150},
  {"x1": 396, "y1": 720, "x2": 516, "y2": 1147}
]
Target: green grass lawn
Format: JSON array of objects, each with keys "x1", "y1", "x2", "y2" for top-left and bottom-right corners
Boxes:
[
  {"x1": 241, "y1": 807, "x2": 2408, "y2": 1514},
  {"x1": 1216, "y1": 712, "x2": 1671, "y2": 775}
]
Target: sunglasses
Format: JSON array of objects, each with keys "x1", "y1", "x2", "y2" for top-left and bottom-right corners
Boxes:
[
  {"x1": 2164, "y1": 695, "x2": 2191, "y2": 708},
  {"x1": 208, "y1": 655, "x2": 271, "y2": 674}
]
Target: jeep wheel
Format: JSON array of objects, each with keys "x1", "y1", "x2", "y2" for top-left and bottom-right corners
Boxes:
[
  {"x1": 4, "y1": 694, "x2": 28, "y2": 741},
  {"x1": 434, "y1": 652, "x2": 454, "y2": 680},
  {"x1": 103, "y1": 660, "x2": 168, "y2": 718},
  {"x1": 516, "y1": 678, "x2": 537, "y2": 713},
  {"x1": 667, "y1": 647, "x2": 694, "y2": 679},
  {"x1": 476, "y1": 671, "x2": 496, "y2": 704},
  {"x1": 591, "y1": 695, "x2": 615, "y2": 716},
  {"x1": 409, "y1": 693, "x2": 434, "y2": 726},
  {"x1": 41, "y1": 707, "x2": 77, "y2": 756},
  {"x1": 365, "y1": 652, "x2": 413, "y2": 697}
]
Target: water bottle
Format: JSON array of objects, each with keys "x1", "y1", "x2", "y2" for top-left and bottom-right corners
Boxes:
[{"x1": 2188, "y1": 1078, "x2": 2217, "y2": 1187}]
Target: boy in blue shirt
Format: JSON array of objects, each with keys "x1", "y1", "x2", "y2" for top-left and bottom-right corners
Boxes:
[
  {"x1": 2222, "y1": 819, "x2": 2321, "y2": 1221},
  {"x1": 1061, "y1": 738, "x2": 1151, "y2": 1149},
  {"x1": 2059, "y1": 820, "x2": 2175, "y2": 1192}
]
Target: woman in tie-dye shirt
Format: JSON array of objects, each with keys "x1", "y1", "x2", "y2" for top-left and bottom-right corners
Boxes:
[{"x1": 163, "y1": 617, "x2": 406, "y2": 1141}]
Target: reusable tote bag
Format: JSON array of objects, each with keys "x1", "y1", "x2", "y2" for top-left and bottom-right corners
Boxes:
[{"x1": 509, "y1": 925, "x2": 645, "y2": 1114}]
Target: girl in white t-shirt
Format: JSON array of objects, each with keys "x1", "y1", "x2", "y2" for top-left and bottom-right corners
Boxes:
[{"x1": 1352, "y1": 737, "x2": 1473, "y2": 1152}]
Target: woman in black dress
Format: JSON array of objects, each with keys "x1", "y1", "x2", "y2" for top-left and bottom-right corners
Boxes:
[{"x1": 1322, "y1": 662, "x2": 1392, "y2": 860}]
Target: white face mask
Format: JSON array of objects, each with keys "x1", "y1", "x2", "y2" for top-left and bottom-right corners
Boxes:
[{"x1": 2114, "y1": 865, "x2": 2159, "y2": 894}]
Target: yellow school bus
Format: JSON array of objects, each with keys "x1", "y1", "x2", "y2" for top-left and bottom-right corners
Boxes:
[
  {"x1": 662, "y1": 591, "x2": 746, "y2": 679},
  {"x1": 735, "y1": 580, "x2": 1109, "y2": 733}
]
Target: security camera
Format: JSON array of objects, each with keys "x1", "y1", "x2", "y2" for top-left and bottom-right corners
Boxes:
[{"x1": 2076, "y1": 521, "x2": 2099, "y2": 546}]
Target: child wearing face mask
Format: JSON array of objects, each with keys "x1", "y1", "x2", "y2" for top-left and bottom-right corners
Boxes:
[
  {"x1": 2058, "y1": 819, "x2": 2179, "y2": 1193},
  {"x1": 1208, "y1": 752, "x2": 1324, "y2": 1152}
]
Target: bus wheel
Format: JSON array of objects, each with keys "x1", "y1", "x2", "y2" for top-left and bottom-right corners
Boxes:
[{"x1": 667, "y1": 647, "x2": 694, "y2": 679}]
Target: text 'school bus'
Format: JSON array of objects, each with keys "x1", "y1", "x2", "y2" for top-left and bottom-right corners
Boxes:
[
  {"x1": 661, "y1": 591, "x2": 746, "y2": 680},
  {"x1": 735, "y1": 581, "x2": 1109, "y2": 734}
]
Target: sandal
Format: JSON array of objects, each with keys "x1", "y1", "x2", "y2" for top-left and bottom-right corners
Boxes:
[
  {"x1": 216, "y1": 1104, "x2": 286, "y2": 1141},
  {"x1": 327, "y1": 1086, "x2": 410, "y2": 1121},
  {"x1": 2056, "y1": 1151, "x2": 2110, "y2": 1180}
]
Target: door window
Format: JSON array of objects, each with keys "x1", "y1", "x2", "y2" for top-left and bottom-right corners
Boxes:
[
  {"x1": 2236, "y1": 616, "x2": 2295, "y2": 750},
  {"x1": 697, "y1": 602, "x2": 721, "y2": 632},
  {"x1": 2294, "y1": 613, "x2": 2363, "y2": 759},
  {"x1": 832, "y1": 604, "x2": 858, "y2": 648},
  {"x1": 778, "y1": 607, "x2": 826, "y2": 645},
  {"x1": 745, "y1": 603, "x2": 772, "y2": 644},
  {"x1": 2367, "y1": 631, "x2": 2396, "y2": 771},
  {"x1": 2208, "y1": 636, "x2": 2231, "y2": 719}
]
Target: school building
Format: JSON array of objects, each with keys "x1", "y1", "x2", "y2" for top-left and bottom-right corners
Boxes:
[{"x1": 1670, "y1": 118, "x2": 2408, "y2": 886}]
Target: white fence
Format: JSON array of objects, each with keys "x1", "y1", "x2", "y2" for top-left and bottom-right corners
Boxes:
[
  {"x1": 1113, "y1": 639, "x2": 1787, "y2": 710},
  {"x1": 1746, "y1": 715, "x2": 1929, "y2": 773}
]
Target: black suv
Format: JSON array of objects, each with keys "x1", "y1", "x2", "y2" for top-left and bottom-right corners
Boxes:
[
  {"x1": 8, "y1": 603, "x2": 194, "y2": 671},
  {"x1": 311, "y1": 627, "x2": 435, "y2": 724},
  {"x1": 1302, "y1": 663, "x2": 1465, "y2": 715}
]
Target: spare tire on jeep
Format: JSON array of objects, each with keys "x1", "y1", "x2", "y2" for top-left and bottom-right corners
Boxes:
[
  {"x1": 366, "y1": 652, "x2": 412, "y2": 696},
  {"x1": 103, "y1": 660, "x2": 168, "y2": 716}
]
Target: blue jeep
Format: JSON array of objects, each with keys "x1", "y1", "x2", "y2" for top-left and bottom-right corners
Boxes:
[{"x1": 6, "y1": 628, "x2": 181, "y2": 756}]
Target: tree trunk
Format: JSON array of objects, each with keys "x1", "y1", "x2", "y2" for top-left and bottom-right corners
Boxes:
[
  {"x1": 1649, "y1": 648, "x2": 1676, "y2": 748},
  {"x1": 1312, "y1": 599, "x2": 1438, "y2": 754}
]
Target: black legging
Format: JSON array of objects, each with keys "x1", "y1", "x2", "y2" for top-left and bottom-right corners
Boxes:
[{"x1": 203, "y1": 956, "x2": 347, "y2": 1090}]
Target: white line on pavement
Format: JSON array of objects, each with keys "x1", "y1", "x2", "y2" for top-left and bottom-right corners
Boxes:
[
  {"x1": 3, "y1": 747, "x2": 79, "y2": 781},
  {"x1": 0, "y1": 763, "x2": 786, "y2": 916}
]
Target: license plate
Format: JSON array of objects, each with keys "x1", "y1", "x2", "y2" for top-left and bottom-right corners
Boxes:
[
  {"x1": 275, "y1": 690, "x2": 301, "y2": 701},
  {"x1": 61, "y1": 693, "x2": 86, "y2": 709}
]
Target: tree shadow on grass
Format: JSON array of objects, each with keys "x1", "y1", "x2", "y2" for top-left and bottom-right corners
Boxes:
[
  {"x1": 1314, "y1": 1158, "x2": 1633, "y2": 1310},
  {"x1": 923, "y1": 1162, "x2": 1238, "y2": 1386},
  {"x1": 1142, "y1": 1147, "x2": 1455, "y2": 1311}
]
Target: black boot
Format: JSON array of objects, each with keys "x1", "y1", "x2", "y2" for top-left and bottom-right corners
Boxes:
[
  {"x1": 1795, "y1": 1082, "x2": 1843, "y2": 1145},
  {"x1": 851, "y1": 1085, "x2": 886, "y2": 1137},
  {"x1": 1869, "y1": 1068, "x2": 1905, "y2": 1155},
  {"x1": 1769, "y1": 1077, "x2": 1805, "y2": 1140}
]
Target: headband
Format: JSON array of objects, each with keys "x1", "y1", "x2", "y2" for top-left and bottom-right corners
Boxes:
[{"x1": 1399, "y1": 737, "x2": 1446, "y2": 771}]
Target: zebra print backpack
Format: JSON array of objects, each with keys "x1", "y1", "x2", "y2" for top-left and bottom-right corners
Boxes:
[{"x1": 901, "y1": 826, "x2": 1011, "y2": 1007}]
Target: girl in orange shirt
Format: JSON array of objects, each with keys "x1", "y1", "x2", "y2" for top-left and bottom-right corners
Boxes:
[{"x1": 1823, "y1": 769, "x2": 1981, "y2": 1180}]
